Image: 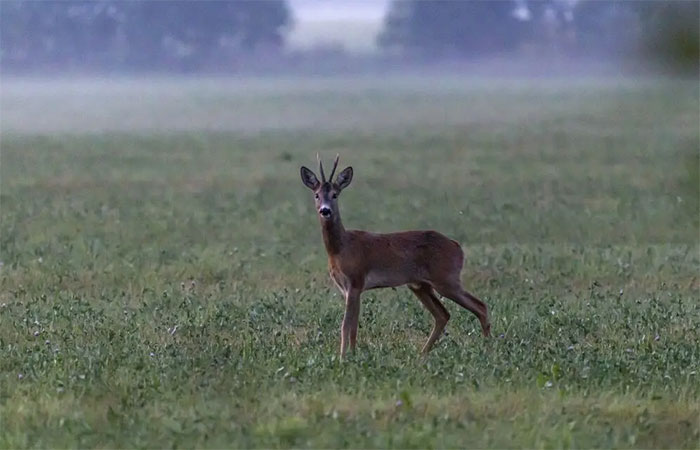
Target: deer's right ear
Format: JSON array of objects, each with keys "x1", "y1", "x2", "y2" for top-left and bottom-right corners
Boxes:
[
  {"x1": 300, "y1": 166, "x2": 320, "y2": 190},
  {"x1": 335, "y1": 166, "x2": 353, "y2": 191}
]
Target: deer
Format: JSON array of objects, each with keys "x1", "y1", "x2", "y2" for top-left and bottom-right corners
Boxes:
[{"x1": 300, "y1": 154, "x2": 491, "y2": 359}]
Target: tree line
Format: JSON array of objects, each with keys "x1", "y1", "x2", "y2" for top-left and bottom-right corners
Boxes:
[
  {"x1": 1, "y1": 1, "x2": 291, "y2": 71},
  {"x1": 1, "y1": 0, "x2": 696, "y2": 72},
  {"x1": 380, "y1": 1, "x2": 698, "y2": 67}
]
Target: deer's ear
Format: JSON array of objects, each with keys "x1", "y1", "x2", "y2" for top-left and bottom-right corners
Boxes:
[
  {"x1": 300, "y1": 166, "x2": 320, "y2": 190},
  {"x1": 335, "y1": 166, "x2": 353, "y2": 191}
]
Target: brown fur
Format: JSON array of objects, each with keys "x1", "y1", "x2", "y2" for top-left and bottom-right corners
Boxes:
[{"x1": 301, "y1": 158, "x2": 490, "y2": 359}]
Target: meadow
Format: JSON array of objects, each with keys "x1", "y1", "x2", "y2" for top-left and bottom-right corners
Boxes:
[{"x1": 0, "y1": 75, "x2": 698, "y2": 448}]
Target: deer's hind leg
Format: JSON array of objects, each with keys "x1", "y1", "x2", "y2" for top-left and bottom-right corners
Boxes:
[
  {"x1": 433, "y1": 280, "x2": 490, "y2": 337},
  {"x1": 409, "y1": 283, "x2": 450, "y2": 354}
]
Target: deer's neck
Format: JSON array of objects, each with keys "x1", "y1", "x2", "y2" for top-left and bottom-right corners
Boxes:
[{"x1": 320, "y1": 214, "x2": 345, "y2": 255}]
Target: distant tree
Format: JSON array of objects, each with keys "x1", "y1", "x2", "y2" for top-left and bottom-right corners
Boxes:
[
  {"x1": 0, "y1": 0, "x2": 291, "y2": 71},
  {"x1": 0, "y1": 1, "x2": 122, "y2": 67},
  {"x1": 566, "y1": 0, "x2": 698, "y2": 70},
  {"x1": 633, "y1": 1, "x2": 699, "y2": 72},
  {"x1": 523, "y1": 0, "x2": 575, "y2": 54},
  {"x1": 570, "y1": 0, "x2": 640, "y2": 55},
  {"x1": 378, "y1": 0, "x2": 529, "y2": 58},
  {"x1": 121, "y1": 1, "x2": 291, "y2": 69},
  {"x1": 1, "y1": 2, "x2": 44, "y2": 65}
]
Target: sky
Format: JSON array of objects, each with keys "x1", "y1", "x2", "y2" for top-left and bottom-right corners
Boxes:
[{"x1": 287, "y1": 0, "x2": 392, "y2": 53}]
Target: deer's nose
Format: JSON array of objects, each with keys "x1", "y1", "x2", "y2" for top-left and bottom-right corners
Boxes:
[{"x1": 319, "y1": 206, "x2": 332, "y2": 217}]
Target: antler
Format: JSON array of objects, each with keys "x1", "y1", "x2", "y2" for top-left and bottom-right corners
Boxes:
[
  {"x1": 329, "y1": 154, "x2": 340, "y2": 181},
  {"x1": 317, "y1": 152, "x2": 326, "y2": 182}
]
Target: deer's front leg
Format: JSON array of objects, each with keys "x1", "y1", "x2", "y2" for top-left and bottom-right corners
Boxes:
[{"x1": 340, "y1": 288, "x2": 361, "y2": 360}]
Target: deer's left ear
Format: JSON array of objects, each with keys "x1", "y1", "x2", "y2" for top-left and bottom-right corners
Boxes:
[
  {"x1": 335, "y1": 166, "x2": 353, "y2": 191},
  {"x1": 300, "y1": 166, "x2": 320, "y2": 190}
]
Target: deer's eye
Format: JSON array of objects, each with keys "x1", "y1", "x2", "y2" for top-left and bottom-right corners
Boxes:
[
  {"x1": 314, "y1": 194, "x2": 319, "y2": 199},
  {"x1": 332, "y1": 193, "x2": 338, "y2": 199}
]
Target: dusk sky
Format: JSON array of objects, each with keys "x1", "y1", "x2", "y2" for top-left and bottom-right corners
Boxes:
[{"x1": 287, "y1": 0, "x2": 392, "y2": 52}]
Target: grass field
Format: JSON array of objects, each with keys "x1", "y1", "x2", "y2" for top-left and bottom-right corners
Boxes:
[{"x1": 1, "y1": 76, "x2": 698, "y2": 448}]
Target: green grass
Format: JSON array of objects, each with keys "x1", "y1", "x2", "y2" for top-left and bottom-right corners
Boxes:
[{"x1": 0, "y1": 76, "x2": 698, "y2": 448}]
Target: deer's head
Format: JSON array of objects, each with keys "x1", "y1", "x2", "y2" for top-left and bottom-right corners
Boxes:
[{"x1": 300, "y1": 154, "x2": 353, "y2": 221}]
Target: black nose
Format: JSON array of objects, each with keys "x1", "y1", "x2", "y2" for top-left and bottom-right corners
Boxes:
[{"x1": 319, "y1": 207, "x2": 331, "y2": 217}]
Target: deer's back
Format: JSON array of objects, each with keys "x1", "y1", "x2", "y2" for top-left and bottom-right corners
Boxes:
[{"x1": 333, "y1": 229, "x2": 464, "y2": 290}]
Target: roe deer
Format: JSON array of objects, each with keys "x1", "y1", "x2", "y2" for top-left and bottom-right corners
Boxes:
[{"x1": 300, "y1": 155, "x2": 491, "y2": 359}]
